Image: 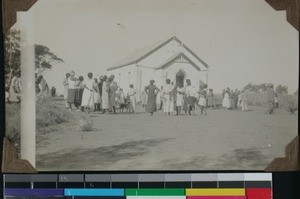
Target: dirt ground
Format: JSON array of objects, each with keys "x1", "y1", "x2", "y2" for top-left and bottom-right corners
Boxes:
[{"x1": 36, "y1": 100, "x2": 298, "y2": 171}]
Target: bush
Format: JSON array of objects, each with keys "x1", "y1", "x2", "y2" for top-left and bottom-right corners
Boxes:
[
  {"x1": 36, "y1": 99, "x2": 71, "y2": 128},
  {"x1": 79, "y1": 116, "x2": 93, "y2": 131}
]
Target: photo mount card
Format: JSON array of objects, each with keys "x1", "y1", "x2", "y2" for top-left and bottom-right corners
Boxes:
[{"x1": 2, "y1": 0, "x2": 299, "y2": 172}]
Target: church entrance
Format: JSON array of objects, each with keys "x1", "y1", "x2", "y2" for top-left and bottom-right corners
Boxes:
[{"x1": 176, "y1": 70, "x2": 185, "y2": 87}]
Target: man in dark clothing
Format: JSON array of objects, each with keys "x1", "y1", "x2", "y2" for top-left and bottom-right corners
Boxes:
[
  {"x1": 97, "y1": 76, "x2": 104, "y2": 111},
  {"x1": 265, "y1": 85, "x2": 276, "y2": 114}
]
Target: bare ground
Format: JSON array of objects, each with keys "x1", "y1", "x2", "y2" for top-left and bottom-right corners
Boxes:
[{"x1": 36, "y1": 100, "x2": 298, "y2": 171}]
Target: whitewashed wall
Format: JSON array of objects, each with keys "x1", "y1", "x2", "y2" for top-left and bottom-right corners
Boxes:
[{"x1": 139, "y1": 39, "x2": 207, "y2": 70}]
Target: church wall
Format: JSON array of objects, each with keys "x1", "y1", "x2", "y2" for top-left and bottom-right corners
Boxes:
[{"x1": 107, "y1": 64, "x2": 137, "y2": 94}]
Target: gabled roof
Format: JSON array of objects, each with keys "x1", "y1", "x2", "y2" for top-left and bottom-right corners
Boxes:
[
  {"x1": 155, "y1": 52, "x2": 201, "y2": 71},
  {"x1": 107, "y1": 36, "x2": 208, "y2": 71}
]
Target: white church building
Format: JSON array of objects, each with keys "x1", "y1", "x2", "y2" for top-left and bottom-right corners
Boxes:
[{"x1": 107, "y1": 36, "x2": 209, "y2": 99}]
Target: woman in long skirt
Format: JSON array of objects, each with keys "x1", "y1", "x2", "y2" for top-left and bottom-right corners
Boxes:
[
  {"x1": 145, "y1": 80, "x2": 160, "y2": 116},
  {"x1": 81, "y1": 72, "x2": 95, "y2": 113},
  {"x1": 222, "y1": 88, "x2": 231, "y2": 109},
  {"x1": 101, "y1": 75, "x2": 110, "y2": 113}
]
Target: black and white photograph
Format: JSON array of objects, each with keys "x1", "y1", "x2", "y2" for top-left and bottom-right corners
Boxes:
[{"x1": 4, "y1": 0, "x2": 299, "y2": 171}]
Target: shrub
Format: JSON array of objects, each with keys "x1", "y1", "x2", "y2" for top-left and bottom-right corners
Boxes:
[{"x1": 79, "y1": 116, "x2": 93, "y2": 131}]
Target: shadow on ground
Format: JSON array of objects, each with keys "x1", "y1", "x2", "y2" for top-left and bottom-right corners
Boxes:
[
  {"x1": 37, "y1": 138, "x2": 171, "y2": 170},
  {"x1": 157, "y1": 147, "x2": 270, "y2": 170},
  {"x1": 214, "y1": 147, "x2": 271, "y2": 169}
]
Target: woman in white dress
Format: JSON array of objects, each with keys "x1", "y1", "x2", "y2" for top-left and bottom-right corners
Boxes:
[
  {"x1": 81, "y1": 72, "x2": 95, "y2": 113},
  {"x1": 222, "y1": 88, "x2": 231, "y2": 109},
  {"x1": 176, "y1": 84, "x2": 185, "y2": 115},
  {"x1": 101, "y1": 75, "x2": 110, "y2": 113},
  {"x1": 127, "y1": 84, "x2": 137, "y2": 113},
  {"x1": 163, "y1": 79, "x2": 174, "y2": 115}
]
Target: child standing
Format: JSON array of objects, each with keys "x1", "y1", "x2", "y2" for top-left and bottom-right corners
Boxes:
[
  {"x1": 198, "y1": 90, "x2": 207, "y2": 115},
  {"x1": 128, "y1": 84, "x2": 136, "y2": 113},
  {"x1": 176, "y1": 84, "x2": 185, "y2": 115}
]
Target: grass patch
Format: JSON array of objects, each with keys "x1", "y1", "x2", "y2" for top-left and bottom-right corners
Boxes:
[{"x1": 5, "y1": 98, "x2": 73, "y2": 157}]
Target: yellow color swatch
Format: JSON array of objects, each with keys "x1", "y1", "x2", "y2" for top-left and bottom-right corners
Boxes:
[{"x1": 186, "y1": 188, "x2": 246, "y2": 196}]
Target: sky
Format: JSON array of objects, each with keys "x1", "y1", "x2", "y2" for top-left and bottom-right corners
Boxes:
[{"x1": 16, "y1": 0, "x2": 298, "y2": 94}]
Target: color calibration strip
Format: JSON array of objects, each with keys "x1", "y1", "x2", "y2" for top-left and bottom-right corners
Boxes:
[{"x1": 3, "y1": 173, "x2": 272, "y2": 199}]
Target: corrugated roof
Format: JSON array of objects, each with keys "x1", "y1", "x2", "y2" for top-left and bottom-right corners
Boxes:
[{"x1": 107, "y1": 36, "x2": 208, "y2": 71}]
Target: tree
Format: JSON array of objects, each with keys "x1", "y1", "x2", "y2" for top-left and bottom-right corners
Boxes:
[
  {"x1": 275, "y1": 84, "x2": 288, "y2": 95},
  {"x1": 35, "y1": 44, "x2": 64, "y2": 75},
  {"x1": 4, "y1": 29, "x2": 21, "y2": 86},
  {"x1": 4, "y1": 29, "x2": 64, "y2": 86},
  {"x1": 243, "y1": 83, "x2": 274, "y2": 93}
]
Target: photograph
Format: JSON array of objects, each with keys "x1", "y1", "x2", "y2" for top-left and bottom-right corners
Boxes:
[{"x1": 4, "y1": 0, "x2": 299, "y2": 171}]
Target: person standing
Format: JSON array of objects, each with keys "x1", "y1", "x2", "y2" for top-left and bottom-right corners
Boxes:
[
  {"x1": 265, "y1": 85, "x2": 276, "y2": 114},
  {"x1": 98, "y1": 76, "x2": 104, "y2": 111},
  {"x1": 231, "y1": 89, "x2": 238, "y2": 110},
  {"x1": 159, "y1": 85, "x2": 164, "y2": 110},
  {"x1": 141, "y1": 88, "x2": 148, "y2": 109},
  {"x1": 101, "y1": 75, "x2": 110, "y2": 113},
  {"x1": 240, "y1": 90, "x2": 249, "y2": 111},
  {"x1": 176, "y1": 84, "x2": 185, "y2": 115},
  {"x1": 145, "y1": 80, "x2": 160, "y2": 116},
  {"x1": 81, "y1": 72, "x2": 95, "y2": 113},
  {"x1": 222, "y1": 88, "x2": 231, "y2": 109},
  {"x1": 66, "y1": 71, "x2": 78, "y2": 110},
  {"x1": 185, "y1": 79, "x2": 196, "y2": 115},
  {"x1": 108, "y1": 75, "x2": 117, "y2": 114},
  {"x1": 222, "y1": 89, "x2": 226, "y2": 101},
  {"x1": 207, "y1": 89, "x2": 214, "y2": 108},
  {"x1": 38, "y1": 75, "x2": 48, "y2": 101},
  {"x1": 128, "y1": 84, "x2": 137, "y2": 113},
  {"x1": 198, "y1": 90, "x2": 207, "y2": 115},
  {"x1": 63, "y1": 73, "x2": 70, "y2": 108},
  {"x1": 75, "y1": 75, "x2": 85, "y2": 111},
  {"x1": 93, "y1": 78, "x2": 101, "y2": 111},
  {"x1": 163, "y1": 79, "x2": 174, "y2": 115}
]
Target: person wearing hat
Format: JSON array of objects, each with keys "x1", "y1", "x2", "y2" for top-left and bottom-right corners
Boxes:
[
  {"x1": 67, "y1": 70, "x2": 78, "y2": 110},
  {"x1": 145, "y1": 79, "x2": 160, "y2": 116}
]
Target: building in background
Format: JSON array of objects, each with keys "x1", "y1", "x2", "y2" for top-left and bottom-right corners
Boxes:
[{"x1": 107, "y1": 36, "x2": 209, "y2": 100}]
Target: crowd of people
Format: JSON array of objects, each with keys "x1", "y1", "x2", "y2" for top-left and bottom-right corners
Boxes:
[
  {"x1": 5, "y1": 69, "x2": 279, "y2": 117},
  {"x1": 62, "y1": 71, "x2": 280, "y2": 116},
  {"x1": 63, "y1": 71, "x2": 136, "y2": 114},
  {"x1": 221, "y1": 85, "x2": 278, "y2": 114}
]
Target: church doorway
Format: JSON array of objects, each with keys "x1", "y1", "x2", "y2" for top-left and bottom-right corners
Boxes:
[{"x1": 176, "y1": 69, "x2": 185, "y2": 87}]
